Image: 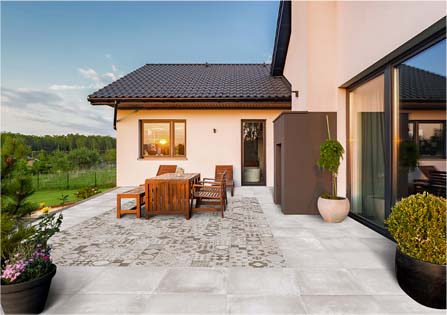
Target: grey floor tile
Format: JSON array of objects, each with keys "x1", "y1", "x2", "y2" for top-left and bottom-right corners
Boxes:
[
  {"x1": 80, "y1": 267, "x2": 167, "y2": 294},
  {"x1": 227, "y1": 268, "x2": 299, "y2": 295},
  {"x1": 350, "y1": 268, "x2": 404, "y2": 295},
  {"x1": 374, "y1": 295, "x2": 447, "y2": 314},
  {"x1": 276, "y1": 237, "x2": 325, "y2": 251},
  {"x1": 50, "y1": 266, "x2": 108, "y2": 294},
  {"x1": 283, "y1": 249, "x2": 340, "y2": 269},
  {"x1": 302, "y1": 295, "x2": 384, "y2": 315},
  {"x1": 295, "y1": 268, "x2": 366, "y2": 295},
  {"x1": 145, "y1": 294, "x2": 226, "y2": 314},
  {"x1": 156, "y1": 268, "x2": 226, "y2": 294},
  {"x1": 332, "y1": 250, "x2": 394, "y2": 270},
  {"x1": 228, "y1": 295, "x2": 306, "y2": 314},
  {"x1": 44, "y1": 293, "x2": 152, "y2": 314}
]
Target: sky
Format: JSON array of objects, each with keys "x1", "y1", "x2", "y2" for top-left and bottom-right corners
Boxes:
[{"x1": 1, "y1": 1, "x2": 279, "y2": 136}]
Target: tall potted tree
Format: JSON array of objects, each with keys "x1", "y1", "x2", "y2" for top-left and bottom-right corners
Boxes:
[
  {"x1": 385, "y1": 192, "x2": 446, "y2": 309},
  {"x1": 316, "y1": 115, "x2": 350, "y2": 222},
  {"x1": 1, "y1": 134, "x2": 63, "y2": 314}
]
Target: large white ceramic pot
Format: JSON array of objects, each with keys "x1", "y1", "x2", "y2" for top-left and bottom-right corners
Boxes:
[{"x1": 317, "y1": 196, "x2": 350, "y2": 223}]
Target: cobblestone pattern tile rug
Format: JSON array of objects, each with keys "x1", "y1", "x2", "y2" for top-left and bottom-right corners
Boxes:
[{"x1": 50, "y1": 197, "x2": 286, "y2": 268}]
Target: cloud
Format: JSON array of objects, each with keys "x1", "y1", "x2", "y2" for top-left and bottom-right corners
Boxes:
[
  {"x1": 49, "y1": 84, "x2": 87, "y2": 91},
  {"x1": 105, "y1": 53, "x2": 112, "y2": 59},
  {"x1": 1, "y1": 86, "x2": 114, "y2": 136},
  {"x1": 78, "y1": 65, "x2": 122, "y2": 88}
]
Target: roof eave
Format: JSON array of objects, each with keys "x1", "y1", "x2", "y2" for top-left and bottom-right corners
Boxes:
[{"x1": 271, "y1": 0, "x2": 291, "y2": 76}]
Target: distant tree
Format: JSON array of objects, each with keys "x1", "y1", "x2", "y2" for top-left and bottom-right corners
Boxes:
[
  {"x1": 67, "y1": 148, "x2": 100, "y2": 169},
  {"x1": 102, "y1": 149, "x2": 116, "y2": 164},
  {"x1": 48, "y1": 151, "x2": 70, "y2": 172}
]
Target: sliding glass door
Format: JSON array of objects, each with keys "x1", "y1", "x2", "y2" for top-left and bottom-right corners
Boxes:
[
  {"x1": 349, "y1": 75, "x2": 386, "y2": 227},
  {"x1": 347, "y1": 32, "x2": 446, "y2": 234}
]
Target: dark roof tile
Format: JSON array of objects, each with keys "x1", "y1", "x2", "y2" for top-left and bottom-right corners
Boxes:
[{"x1": 88, "y1": 63, "x2": 290, "y2": 101}]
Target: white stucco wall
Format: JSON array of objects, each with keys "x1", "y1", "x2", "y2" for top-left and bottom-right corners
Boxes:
[
  {"x1": 283, "y1": 0, "x2": 446, "y2": 196},
  {"x1": 116, "y1": 109, "x2": 283, "y2": 187}
]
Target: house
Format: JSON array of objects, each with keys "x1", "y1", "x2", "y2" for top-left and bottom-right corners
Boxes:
[
  {"x1": 272, "y1": 1, "x2": 446, "y2": 235},
  {"x1": 88, "y1": 1, "x2": 446, "y2": 237},
  {"x1": 88, "y1": 64, "x2": 291, "y2": 187}
]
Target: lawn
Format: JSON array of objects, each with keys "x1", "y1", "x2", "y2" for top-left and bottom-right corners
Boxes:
[
  {"x1": 32, "y1": 167, "x2": 116, "y2": 190},
  {"x1": 28, "y1": 189, "x2": 79, "y2": 207},
  {"x1": 28, "y1": 188, "x2": 112, "y2": 207}
]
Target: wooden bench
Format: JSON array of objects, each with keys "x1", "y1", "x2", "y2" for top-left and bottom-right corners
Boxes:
[{"x1": 116, "y1": 186, "x2": 145, "y2": 218}]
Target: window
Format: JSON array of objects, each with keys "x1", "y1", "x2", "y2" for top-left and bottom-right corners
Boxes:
[
  {"x1": 407, "y1": 121, "x2": 446, "y2": 158},
  {"x1": 140, "y1": 120, "x2": 186, "y2": 158},
  {"x1": 345, "y1": 20, "x2": 446, "y2": 236},
  {"x1": 349, "y1": 74, "x2": 386, "y2": 227}
]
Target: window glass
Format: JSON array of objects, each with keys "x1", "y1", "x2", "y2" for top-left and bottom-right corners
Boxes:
[
  {"x1": 395, "y1": 39, "x2": 446, "y2": 200},
  {"x1": 174, "y1": 122, "x2": 186, "y2": 156},
  {"x1": 417, "y1": 122, "x2": 445, "y2": 157},
  {"x1": 349, "y1": 74, "x2": 386, "y2": 227},
  {"x1": 142, "y1": 122, "x2": 170, "y2": 157}
]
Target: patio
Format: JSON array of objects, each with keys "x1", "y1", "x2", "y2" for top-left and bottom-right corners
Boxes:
[{"x1": 43, "y1": 187, "x2": 444, "y2": 314}]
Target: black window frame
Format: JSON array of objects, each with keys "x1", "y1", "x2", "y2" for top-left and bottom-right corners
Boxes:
[
  {"x1": 408, "y1": 120, "x2": 447, "y2": 159},
  {"x1": 344, "y1": 17, "x2": 446, "y2": 239}
]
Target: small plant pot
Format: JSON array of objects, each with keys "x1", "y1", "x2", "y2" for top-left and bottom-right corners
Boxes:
[
  {"x1": 317, "y1": 196, "x2": 350, "y2": 223},
  {"x1": 1, "y1": 264, "x2": 57, "y2": 314},
  {"x1": 395, "y1": 248, "x2": 446, "y2": 309}
]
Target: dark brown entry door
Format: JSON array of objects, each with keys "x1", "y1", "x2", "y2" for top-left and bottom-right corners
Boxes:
[{"x1": 241, "y1": 120, "x2": 266, "y2": 186}]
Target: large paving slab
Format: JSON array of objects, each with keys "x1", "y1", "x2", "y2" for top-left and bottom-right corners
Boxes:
[{"x1": 39, "y1": 186, "x2": 444, "y2": 315}]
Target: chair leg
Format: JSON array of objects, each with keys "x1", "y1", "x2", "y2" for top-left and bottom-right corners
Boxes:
[
  {"x1": 220, "y1": 198, "x2": 224, "y2": 218},
  {"x1": 231, "y1": 187, "x2": 234, "y2": 197}
]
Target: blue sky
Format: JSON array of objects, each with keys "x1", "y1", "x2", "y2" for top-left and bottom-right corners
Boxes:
[{"x1": 1, "y1": 1, "x2": 279, "y2": 136}]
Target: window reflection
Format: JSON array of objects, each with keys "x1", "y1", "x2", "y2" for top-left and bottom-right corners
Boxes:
[
  {"x1": 143, "y1": 123, "x2": 170, "y2": 156},
  {"x1": 396, "y1": 39, "x2": 446, "y2": 199}
]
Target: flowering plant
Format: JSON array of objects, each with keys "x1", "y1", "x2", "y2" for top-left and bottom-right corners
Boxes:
[
  {"x1": 1, "y1": 213, "x2": 62, "y2": 285},
  {"x1": 1, "y1": 246, "x2": 53, "y2": 285}
]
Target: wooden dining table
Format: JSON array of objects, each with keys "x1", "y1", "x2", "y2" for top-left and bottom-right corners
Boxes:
[{"x1": 144, "y1": 173, "x2": 200, "y2": 220}]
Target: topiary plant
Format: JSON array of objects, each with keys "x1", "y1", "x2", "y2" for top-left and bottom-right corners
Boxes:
[
  {"x1": 385, "y1": 192, "x2": 446, "y2": 265},
  {"x1": 317, "y1": 115, "x2": 345, "y2": 199}
]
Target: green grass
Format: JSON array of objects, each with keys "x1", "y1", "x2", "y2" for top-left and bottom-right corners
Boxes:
[
  {"x1": 32, "y1": 167, "x2": 116, "y2": 190},
  {"x1": 28, "y1": 189, "x2": 81, "y2": 207},
  {"x1": 28, "y1": 188, "x2": 112, "y2": 207}
]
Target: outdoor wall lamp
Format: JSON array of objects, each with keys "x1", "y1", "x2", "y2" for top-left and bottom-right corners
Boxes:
[
  {"x1": 213, "y1": 128, "x2": 217, "y2": 133},
  {"x1": 292, "y1": 90, "x2": 299, "y2": 97}
]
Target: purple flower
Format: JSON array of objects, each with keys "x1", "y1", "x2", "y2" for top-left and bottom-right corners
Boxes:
[{"x1": 1, "y1": 260, "x2": 27, "y2": 283}]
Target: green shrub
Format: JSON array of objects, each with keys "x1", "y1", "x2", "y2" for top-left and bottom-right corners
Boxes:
[
  {"x1": 385, "y1": 192, "x2": 446, "y2": 265},
  {"x1": 75, "y1": 186, "x2": 100, "y2": 199}
]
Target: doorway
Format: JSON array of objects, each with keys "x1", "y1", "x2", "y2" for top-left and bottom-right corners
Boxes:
[{"x1": 241, "y1": 120, "x2": 266, "y2": 186}]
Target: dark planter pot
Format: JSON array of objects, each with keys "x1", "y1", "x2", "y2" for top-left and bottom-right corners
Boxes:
[
  {"x1": 1, "y1": 264, "x2": 56, "y2": 314},
  {"x1": 395, "y1": 248, "x2": 446, "y2": 309}
]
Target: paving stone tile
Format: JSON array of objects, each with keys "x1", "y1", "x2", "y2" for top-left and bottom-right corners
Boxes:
[
  {"x1": 144, "y1": 294, "x2": 226, "y2": 314},
  {"x1": 80, "y1": 267, "x2": 167, "y2": 293},
  {"x1": 228, "y1": 295, "x2": 306, "y2": 314},
  {"x1": 301, "y1": 295, "x2": 384, "y2": 314},
  {"x1": 350, "y1": 268, "x2": 404, "y2": 295},
  {"x1": 295, "y1": 268, "x2": 366, "y2": 295},
  {"x1": 227, "y1": 268, "x2": 299, "y2": 295},
  {"x1": 156, "y1": 268, "x2": 226, "y2": 293}
]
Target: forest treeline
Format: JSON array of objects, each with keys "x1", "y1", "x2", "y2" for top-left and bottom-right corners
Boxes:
[
  {"x1": 1, "y1": 133, "x2": 116, "y2": 172},
  {"x1": 2, "y1": 132, "x2": 116, "y2": 153}
]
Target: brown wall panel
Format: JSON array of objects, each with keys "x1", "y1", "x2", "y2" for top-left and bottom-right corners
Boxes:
[{"x1": 274, "y1": 112, "x2": 337, "y2": 214}]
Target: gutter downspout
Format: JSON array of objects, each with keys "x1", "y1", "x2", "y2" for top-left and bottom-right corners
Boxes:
[{"x1": 113, "y1": 101, "x2": 119, "y2": 130}]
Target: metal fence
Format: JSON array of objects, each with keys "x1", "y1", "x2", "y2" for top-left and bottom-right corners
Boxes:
[{"x1": 32, "y1": 168, "x2": 116, "y2": 190}]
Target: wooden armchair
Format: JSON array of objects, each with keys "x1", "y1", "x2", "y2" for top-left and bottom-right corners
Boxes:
[
  {"x1": 192, "y1": 172, "x2": 227, "y2": 218},
  {"x1": 215, "y1": 165, "x2": 234, "y2": 196},
  {"x1": 156, "y1": 165, "x2": 177, "y2": 176}
]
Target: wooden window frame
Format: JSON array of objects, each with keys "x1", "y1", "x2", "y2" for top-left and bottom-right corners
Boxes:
[{"x1": 139, "y1": 119, "x2": 187, "y2": 159}]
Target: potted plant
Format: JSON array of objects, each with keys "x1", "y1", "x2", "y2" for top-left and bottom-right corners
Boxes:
[
  {"x1": 316, "y1": 115, "x2": 350, "y2": 222},
  {"x1": 385, "y1": 192, "x2": 446, "y2": 309},
  {"x1": 1, "y1": 212, "x2": 63, "y2": 314}
]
